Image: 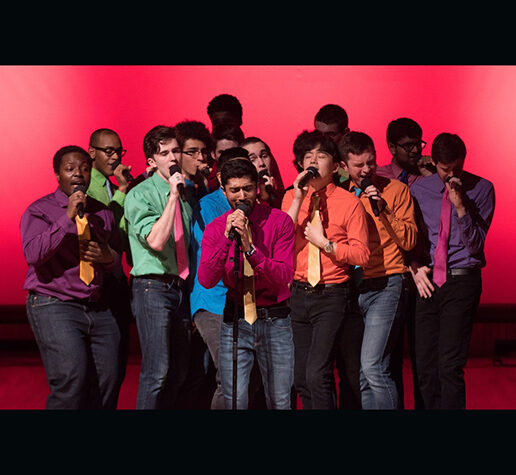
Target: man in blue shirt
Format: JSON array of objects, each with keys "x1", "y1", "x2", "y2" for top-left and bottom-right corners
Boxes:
[{"x1": 409, "y1": 132, "x2": 495, "y2": 409}]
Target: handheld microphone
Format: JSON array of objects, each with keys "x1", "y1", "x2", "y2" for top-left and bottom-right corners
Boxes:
[
  {"x1": 111, "y1": 158, "x2": 134, "y2": 183},
  {"x1": 360, "y1": 177, "x2": 380, "y2": 217},
  {"x1": 198, "y1": 164, "x2": 211, "y2": 178},
  {"x1": 446, "y1": 175, "x2": 461, "y2": 190},
  {"x1": 258, "y1": 169, "x2": 275, "y2": 198},
  {"x1": 169, "y1": 164, "x2": 186, "y2": 200},
  {"x1": 228, "y1": 202, "x2": 251, "y2": 242},
  {"x1": 298, "y1": 166, "x2": 320, "y2": 189},
  {"x1": 73, "y1": 185, "x2": 86, "y2": 218}
]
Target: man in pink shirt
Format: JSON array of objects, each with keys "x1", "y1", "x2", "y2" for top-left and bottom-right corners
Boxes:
[{"x1": 198, "y1": 157, "x2": 296, "y2": 409}]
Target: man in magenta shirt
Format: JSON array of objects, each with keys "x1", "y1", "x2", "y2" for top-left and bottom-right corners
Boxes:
[{"x1": 198, "y1": 157, "x2": 295, "y2": 409}]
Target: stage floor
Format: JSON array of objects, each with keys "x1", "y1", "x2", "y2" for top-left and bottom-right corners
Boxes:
[{"x1": 1, "y1": 352, "x2": 516, "y2": 410}]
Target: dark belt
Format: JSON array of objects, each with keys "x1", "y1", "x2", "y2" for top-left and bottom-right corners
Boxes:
[
  {"x1": 136, "y1": 274, "x2": 185, "y2": 288},
  {"x1": 292, "y1": 280, "x2": 349, "y2": 293},
  {"x1": 223, "y1": 299, "x2": 290, "y2": 323},
  {"x1": 447, "y1": 268, "x2": 481, "y2": 276}
]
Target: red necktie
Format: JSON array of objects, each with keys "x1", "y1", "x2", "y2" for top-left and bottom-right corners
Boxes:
[
  {"x1": 174, "y1": 200, "x2": 189, "y2": 280},
  {"x1": 433, "y1": 188, "x2": 451, "y2": 287}
]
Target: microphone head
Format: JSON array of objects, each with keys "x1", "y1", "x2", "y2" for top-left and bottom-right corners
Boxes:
[
  {"x1": 169, "y1": 164, "x2": 181, "y2": 176},
  {"x1": 236, "y1": 202, "x2": 250, "y2": 216},
  {"x1": 111, "y1": 158, "x2": 121, "y2": 171},
  {"x1": 258, "y1": 169, "x2": 270, "y2": 180},
  {"x1": 360, "y1": 176, "x2": 373, "y2": 190},
  {"x1": 305, "y1": 166, "x2": 320, "y2": 178},
  {"x1": 73, "y1": 185, "x2": 86, "y2": 194}
]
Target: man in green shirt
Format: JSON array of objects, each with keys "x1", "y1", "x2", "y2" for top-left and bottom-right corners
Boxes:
[
  {"x1": 125, "y1": 125, "x2": 192, "y2": 409},
  {"x1": 87, "y1": 128, "x2": 133, "y2": 405}
]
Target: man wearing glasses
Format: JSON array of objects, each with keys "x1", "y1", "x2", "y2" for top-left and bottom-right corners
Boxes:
[
  {"x1": 173, "y1": 120, "x2": 219, "y2": 408},
  {"x1": 87, "y1": 128, "x2": 133, "y2": 405},
  {"x1": 376, "y1": 117, "x2": 435, "y2": 409}
]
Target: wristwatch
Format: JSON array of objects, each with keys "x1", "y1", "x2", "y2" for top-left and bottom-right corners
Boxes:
[
  {"x1": 244, "y1": 244, "x2": 256, "y2": 258},
  {"x1": 323, "y1": 241, "x2": 334, "y2": 253}
]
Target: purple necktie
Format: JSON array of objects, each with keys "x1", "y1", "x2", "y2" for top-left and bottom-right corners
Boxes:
[
  {"x1": 433, "y1": 187, "x2": 451, "y2": 287},
  {"x1": 174, "y1": 200, "x2": 189, "y2": 280}
]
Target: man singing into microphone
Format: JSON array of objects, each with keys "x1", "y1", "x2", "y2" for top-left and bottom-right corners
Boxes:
[
  {"x1": 87, "y1": 127, "x2": 133, "y2": 405},
  {"x1": 339, "y1": 131, "x2": 418, "y2": 409},
  {"x1": 282, "y1": 130, "x2": 370, "y2": 410},
  {"x1": 197, "y1": 157, "x2": 296, "y2": 409},
  {"x1": 409, "y1": 133, "x2": 495, "y2": 409},
  {"x1": 20, "y1": 145, "x2": 123, "y2": 409},
  {"x1": 124, "y1": 125, "x2": 192, "y2": 409}
]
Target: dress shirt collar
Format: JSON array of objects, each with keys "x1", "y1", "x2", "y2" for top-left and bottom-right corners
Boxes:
[
  {"x1": 151, "y1": 169, "x2": 172, "y2": 194},
  {"x1": 306, "y1": 181, "x2": 338, "y2": 203},
  {"x1": 54, "y1": 186, "x2": 70, "y2": 208}
]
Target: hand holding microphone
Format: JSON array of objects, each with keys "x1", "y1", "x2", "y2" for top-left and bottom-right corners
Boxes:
[
  {"x1": 445, "y1": 175, "x2": 466, "y2": 214},
  {"x1": 111, "y1": 158, "x2": 134, "y2": 185},
  {"x1": 227, "y1": 202, "x2": 251, "y2": 243},
  {"x1": 360, "y1": 177, "x2": 383, "y2": 217},
  {"x1": 68, "y1": 185, "x2": 87, "y2": 219},
  {"x1": 297, "y1": 166, "x2": 320, "y2": 189},
  {"x1": 169, "y1": 164, "x2": 186, "y2": 200}
]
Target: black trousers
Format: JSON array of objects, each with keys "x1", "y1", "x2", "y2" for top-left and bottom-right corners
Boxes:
[
  {"x1": 290, "y1": 282, "x2": 349, "y2": 410},
  {"x1": 414, "y1": 271, "x2": 482, "y2": 409}
]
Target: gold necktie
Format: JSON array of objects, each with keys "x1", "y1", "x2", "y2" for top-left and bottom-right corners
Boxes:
[
  {"x1": 243, "y1": 223, "x2": 257, "y2": 325},
  {"x1": 75, "y1": 214, "x2": 95, "y2": 285},
  {"x1": 307, "y1": 194, "x2": 321, "y2": 287}
]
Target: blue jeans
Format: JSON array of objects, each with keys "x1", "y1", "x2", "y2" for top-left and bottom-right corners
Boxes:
[
  {"x1": 26, "y1": 293, "x2": 121, "y2": 409},
  {"x1": 131, "y1": 277, "x2": 190, "y2": 409},
  {"x1": 358, "y1": 273, "x2": 407, "y2": 410},
  {"x1": 219, "y1": 316, "x2": 294, "y2": 409}
]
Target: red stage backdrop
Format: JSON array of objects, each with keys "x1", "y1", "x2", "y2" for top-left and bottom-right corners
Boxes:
[{"x1": 1, "y1": 65, "x2": 513, "y2": 305}]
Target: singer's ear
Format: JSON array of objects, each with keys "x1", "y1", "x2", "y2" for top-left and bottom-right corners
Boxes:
[
  {"x1": 216, "y1": 172, "x2": 222, "y2": 187},
  {"x1": 88, "y1": 146, "x2": 96, "y2": 160}
]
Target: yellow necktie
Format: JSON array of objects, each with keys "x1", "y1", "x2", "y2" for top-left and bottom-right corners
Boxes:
[
  {"x1": 243, "y1": 223, "x2": 257, "y2": 325},
  {"x1": 75, "y1": 214, "x2": 95, "y2": 286},
  {"x1": 307, "y1": 194, "x2": 321, "y2": 287}
]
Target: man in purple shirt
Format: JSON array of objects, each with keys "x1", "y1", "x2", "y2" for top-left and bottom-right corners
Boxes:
[
  {"x1": 198, "y1": 157, "x2": 296, "y2": 409},
  {"x1": 20, "y1": 145, "x2": 123, "y2": 409},
  {"x1": 409, "y1": 133, "x2": 495, "y2": 409}
]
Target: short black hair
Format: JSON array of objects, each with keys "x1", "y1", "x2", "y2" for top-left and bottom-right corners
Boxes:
[
  {"x1": 143, "y1": 125, "x2": 176, "y2": 159},
  {"x1": 218, "y1": 147, "x2": 250, "y2": 170},
  {"x1": 207, "y1": 94, "x2": 243, "y2": 125},
  {"x1": 89, "y1": 128, "x2": 120, "y2": 146},
  {"x1": 174, "y1": 120, "x2": 213, "y2": 151},
  {"x1": 220, "y1": 155, "x2": 257, "y2": 187},
  {"x1": 431, "y1": 133, "x2": 466, "y2": 164},
  {"x1": 292, "y1": 129, "x2": 341, "y2": 169},
  {"x1": 314, "y1": 104, "x2": 349, "y2": 132},
  {"x1": 386, "y1": 118, "x2": 422, "y2": 144},
  {"x1": 53, "y1": 145, "x2": 91, "y2": 173},
  {"x1": 338, "y1": 131, "x2": 376, "y2": 163}
]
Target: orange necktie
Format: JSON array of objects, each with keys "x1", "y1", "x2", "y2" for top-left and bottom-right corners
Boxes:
[
  {"x1": 307, "y1": 194, "x2": 321, "y2": 287},
  {"x1": 75, "y1": 214, "x2": 95, "y2": 285},
  {"x1": 243, "y1": 223, "x2": 257, "y2": 325}
]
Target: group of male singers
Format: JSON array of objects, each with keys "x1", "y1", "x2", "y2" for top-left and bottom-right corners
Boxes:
[{"x1": 20, "y1": 98, "x2": 496, "y2": 410}]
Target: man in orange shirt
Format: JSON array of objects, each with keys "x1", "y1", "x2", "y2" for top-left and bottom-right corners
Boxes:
[
  {"x1": 339, "y1": 131, "x2": 417, "y2": 409},
  {"x1": 282, "y1": 130, "x2": 370, "y2": 410}
]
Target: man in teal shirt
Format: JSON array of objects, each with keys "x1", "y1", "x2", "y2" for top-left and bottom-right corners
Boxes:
[
  {"x1": 125, "y1": 125, "x2": 192, "y2": 409},
  {"x1": 87, "y1": 128, "x2": 133, "y2": 404}
]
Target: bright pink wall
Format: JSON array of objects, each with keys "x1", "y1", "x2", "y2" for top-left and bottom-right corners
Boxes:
[{"x1": 2, "y1": 65, "x2": 513, "y2": 305}]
